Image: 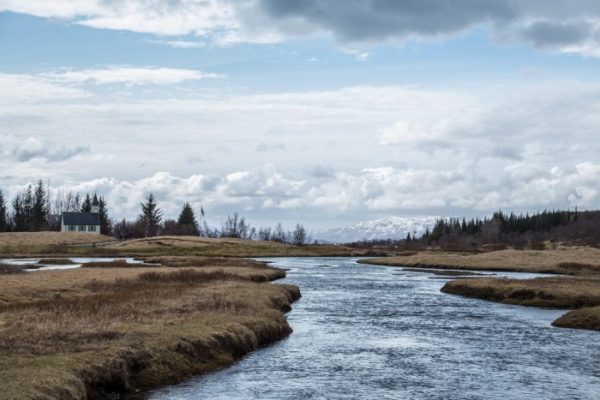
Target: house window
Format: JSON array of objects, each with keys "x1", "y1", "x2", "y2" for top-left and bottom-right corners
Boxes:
[
  {"x1": 79, "y1": 225, "x2": 86, "y2": 232},
  {"x1": 88, "y1": 226, "x2": 96, "y2": 232},
  {"x1": 68, "y1": 225, "x2": 76, "y2": 232}
]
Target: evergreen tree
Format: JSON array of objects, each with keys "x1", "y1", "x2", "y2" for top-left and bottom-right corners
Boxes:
[
  {"x1": 140, "y1": 193, "x2": 162, "y2": 237},
  {"x1": 177, "y1": 202, "x2": 199, "y2": 235},
  {"x1": 0, "y1": 190, "x2": 7, "y2": 232},
  {"x1": 32, "y1": 180, "x2": 48, "y2": 230},
  {"x1": 22, "y1": 185, "x2": 33, "y2": 231},
  {"x1": 73, "y1": 193, "x2": 81, "y2": 211},
  {"x1": 12, "y1": 193, "x2": 25, "y2": 232},
  {"x1": 81, "y1": 193, "x2": 92, "y2": 212},
  {"x1": 98, "y1": 197, "x2": 112, "y2": 235}
]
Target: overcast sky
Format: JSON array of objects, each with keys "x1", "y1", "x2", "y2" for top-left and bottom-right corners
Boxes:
[{"x1": 1, "y1": 0, "x2": 600, "y2": 229}]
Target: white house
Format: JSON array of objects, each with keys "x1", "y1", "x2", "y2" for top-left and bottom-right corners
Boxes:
[{"x1": 61, "y1": 206, "x2": 101, "y2": 234}]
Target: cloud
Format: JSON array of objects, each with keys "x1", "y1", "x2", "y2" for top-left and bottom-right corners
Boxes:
[
  {"x1": 153, "y1": 40, "x2": 206, "y2": 48},
  {"x1": 6, "y1": 0, "x2": 600, "y2": 56},
  {"x1": 0, "y1": 73, "x2": 89, "y2": 104},
  {"x1": 42, "y1": 67, "x2": 222, "y2": 86},
  {"x1": 255, "y1": 142, "x2": 286, "y2": 152},
  {"x1": 5, "y1": 160, "x2": 596, "y2": 226},
  {"x1": 0, "y1": 136, "x2": 90, "y2": 163},
  {"x1": 2, "y1": 81, "x2": 600, "y2": 224}
]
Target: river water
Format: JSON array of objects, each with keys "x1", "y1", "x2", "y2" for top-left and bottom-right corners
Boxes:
[{"x1": 148, "y1": 257, "x2": 600, "y2": 400}]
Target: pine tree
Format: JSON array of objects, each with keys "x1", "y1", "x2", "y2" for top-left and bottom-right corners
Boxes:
[
  {"x1": 140, "y1": 193, "x2": 162, "y2": 237},
  {"x1": 0, "y1": 190, "x2": 7, "y2": 232},
  {"x1": 177, "y1": 202, "x2": 199, "y2": 235},
  {"x1": 98, "y1": 197, "x2": 112, "y2": 235},
  {"x1": 12, "y1": 193, "x2": 25, "y2": 231},
  {"x1": 81, "y1": 194, "x2": 92, "y2": 212},
  {"x1": 32, "y1": 180, "x2": 48, "y2": 230},
  {"x1": 22, "y1": 185, "x2": 34, "y2": 231},
  {"x1": 73, "y1": 193, "x2": 81, "y2": 211}
]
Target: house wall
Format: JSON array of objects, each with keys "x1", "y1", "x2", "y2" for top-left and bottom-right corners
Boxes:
[{"x1": 60, "y1": 220, "x2": 101, "y2": 234}]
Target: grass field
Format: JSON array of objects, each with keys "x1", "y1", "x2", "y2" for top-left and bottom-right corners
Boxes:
[
  {"x1": 102, "y1": 235, "x2": 366, "y2": 257},
  {"x1": 0, "y1": 232, "x2": 115, "y2": 257},
  {"x1": 0, "y1": 232, "x2": 365, "y2": 258},
  {"x1": 0, "y1": 257, "x2": 300, "y2": 399}
]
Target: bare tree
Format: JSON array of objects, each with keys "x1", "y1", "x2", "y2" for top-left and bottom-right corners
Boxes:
[
  {"x1": 290, "y1": 223, "x2": 308, "y2": 246},
  {"x1": 272, "y1": 223, "x2": 287, "y2": 243},
  {"x1": 221, "y1": 213, "x2": 252, "y2": 239},
  {"x1": 258, "y1": 226, "x2": 272, "y2": 241}
]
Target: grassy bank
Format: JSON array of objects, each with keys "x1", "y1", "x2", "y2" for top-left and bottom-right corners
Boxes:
[
  {"x1": 441, "y1": 277, "x2": 600, "y2": 309},
  {"x1": 0, "y1": 233, "x2": 367, "y2": 258},
  {"x1": 103, "y1": 236, "x2": 367, "y2": 257},
  {"x1": 0, "y1": 258, "x2": 300, "y2": 399},
  {"x1": 359, "y1": 247, "x2": 600, "y2": 275}
]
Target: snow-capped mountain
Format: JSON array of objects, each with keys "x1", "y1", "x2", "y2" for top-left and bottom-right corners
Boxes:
[{"x1": 315, "y1": 216, "x2": 439, "y2": 243}]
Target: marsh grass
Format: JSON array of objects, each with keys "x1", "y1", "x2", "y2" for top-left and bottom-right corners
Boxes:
[
  {"x1": 0, "y1": 263, "x2": 25, "y2": 274},
  {"x1": 0, "y1": 260, "x2": 299, "y2": 399},
  {"x1": 361, "y1": 247, "x2": 600, "y2": 275},
  {"x1": 81, "y1": 259, "x2": 134, "y2": 268}
]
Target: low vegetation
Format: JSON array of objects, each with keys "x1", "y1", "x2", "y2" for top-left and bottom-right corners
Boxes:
[
  {"x1": 0, "y1": 258, "x2": 300, "y2": 399},
  {"x1": 0, "y1": 232, "x2": 115, "y2": 256},
  {"x1": 441, "y1": 277, "x2": 600, "y2": 309},
  {"x1": 553, "y1": 306, "x2": 600, "y2": 331},
  {"x1": 360, "y1": 247, "x2": 600, "y2": 275},
  {"x1": 38, "y1": 258, "x2": 76, "y2": 265},
  {"x1": 103, "y1": 235, "x2": 365, "y2": 257}
]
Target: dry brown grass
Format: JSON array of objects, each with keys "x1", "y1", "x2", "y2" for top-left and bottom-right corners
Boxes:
[
  {"x1": 103, "y1": 235, "x2": 364, "y2": 257},
  {"x1": 441, "y1": 277, "x2": 600, "y2": 308},
  {"x1": 0, "y1": 232, "x2": 114, "y2": 247},
  {"x1": 0, "y1": 259, "x2": 299, "y2": 400},
  {"x1": 0, "y1": 232, "x2": 116, "y2": 257},
  {"x1": 553, "y1": 306, "x2": 600, "y2": 331},
  {"x1": 81, "y1": 259, "x2": 137, "y2": 268},
  {"x1": 38, "y1": 258, "x2": 77, "y2": 265},
  {"x1": 0, "y1": 263, "x2": 26, "y2": 274},
  {"x1": 361, "y1": 247, "x2": 600, "y2": 275}
]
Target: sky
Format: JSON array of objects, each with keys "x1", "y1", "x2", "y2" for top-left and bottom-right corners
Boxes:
[{"x1": 1, "y1": 0, "x2": 600, "y2": 230}]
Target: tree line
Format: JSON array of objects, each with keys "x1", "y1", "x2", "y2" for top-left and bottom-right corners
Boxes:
[
  {"x1": 410, "y1": 209, "x2": 594, "y2": 250},
  {"x1": 114, "y1": 194, "x2": 311, "y2": 245},
  {"x1": 349, "y1": 209, "x2": 600, "y2": 250},
  {"x1": 0, "y1": 181, "x2": 111, "y2": 234},
  {"x1": 0, "y1": 184, "x2": 311, "y2": 245}
]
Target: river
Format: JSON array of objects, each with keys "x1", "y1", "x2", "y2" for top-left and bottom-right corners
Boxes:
[{"x1": 148, "y1": 257, "x2": 600, "y2": 400}]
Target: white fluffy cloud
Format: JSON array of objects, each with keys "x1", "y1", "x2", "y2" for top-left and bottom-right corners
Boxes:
[
  {"x1": 42, "y1": 67, "x2": 222, "y2": 86},
  {"x1": 4, "y1": 161, "x2": 596, "y2": 229},
  {"x1": 1, "y1": 72, "x2": 600, "y2": 226}
]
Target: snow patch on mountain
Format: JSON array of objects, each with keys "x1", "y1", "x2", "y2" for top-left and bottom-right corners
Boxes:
[{"x1": 315, "y1": 216, "x2": 439, "y2": 243}]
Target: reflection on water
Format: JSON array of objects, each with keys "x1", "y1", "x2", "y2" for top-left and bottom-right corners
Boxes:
[{"x1": 148, "y1": 257, "x2": 600, "y2": 400}]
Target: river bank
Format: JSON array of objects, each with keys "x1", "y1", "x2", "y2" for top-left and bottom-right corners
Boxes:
[
  {"x1": 360, "y1": 247, "x2": 600, "y2": 331},
  {"x1": 0, "y1": 257, "x2": 300, "y2": 400}
]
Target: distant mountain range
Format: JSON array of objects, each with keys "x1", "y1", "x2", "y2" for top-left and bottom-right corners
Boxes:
[{"x1": 314, "y1": 216, "x2": 439, "y2": 244}]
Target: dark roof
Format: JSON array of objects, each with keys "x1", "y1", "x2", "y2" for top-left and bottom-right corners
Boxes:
[{"x1": 62, "y1": 212, "x2": 101, "y2": 226}]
